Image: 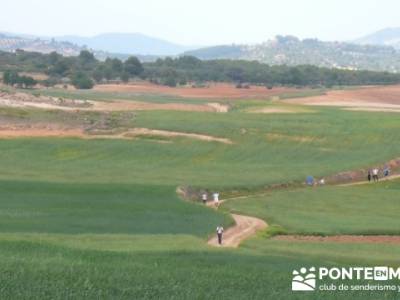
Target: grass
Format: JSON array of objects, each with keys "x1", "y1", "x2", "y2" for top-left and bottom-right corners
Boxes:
[
  {"x1": 1, "y1": 107, "x2": 399, "y2": 190},
  {"x1": 0, "y1": 180, "x2": 230, "y2": 236},
  {"x1": 0, "y1": 234, "x2": 399, "y2": 299},
  {"x1": 2, "y1": 88, "x2": 400, "y2": 298},
  {"x1": 224, "y1": 179, "x2": 400, "y2": 235}
]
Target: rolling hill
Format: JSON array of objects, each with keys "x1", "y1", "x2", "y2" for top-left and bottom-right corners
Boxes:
[
  {"x1": 0, "y1": 32, "x2": 161, "y2": 61},
  {"x1": 354, "y1": 27, "x2": 400, "y2": 49},
  {"x1": 55, "y1": 33, "x2": 193, "y2": 56},
  {"x1": 185, "y1": 35, "x2": 400, "y2": 72}
]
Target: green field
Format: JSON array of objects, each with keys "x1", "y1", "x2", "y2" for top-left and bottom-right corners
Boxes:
[
  {"x1": 224, "y1": 180, "x2": 400, "y2": 235},
  {"x1": 1, "y1": 90, "x2": 400, "y2": 299}
]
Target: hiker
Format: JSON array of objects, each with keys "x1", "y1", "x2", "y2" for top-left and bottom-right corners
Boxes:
[
  {"x1": 201, "y1": 192, "x2": 208, "y2": 205},
  {"x1": 216, "y1": 226, "x2": 224, "y2": 245},
  {"x1": 372, "y1": 168, "x2": 379, "y2": 182},
  {"x1": 384, "y1": 166, "x2": 390, "y2": 177},
  {"x1": 213, "y1": 192, "x2": 220, "y2": 208},
  {"x1": 367, "y1": 170, "x2": 372, "y2": 182}
]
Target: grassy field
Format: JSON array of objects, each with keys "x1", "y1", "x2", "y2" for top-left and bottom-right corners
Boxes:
[
  {"x1": 224, "y1": 179, "x2": 400, "y2": 235},
  {"x1": 1, "y1": 89, "x2": 400, "y2": 299},
  {"x1": 1, "y1": 107, "x2": 400, "y2": 189},
  {"x1": 1, "y1": 233, "x2": 400, "y2": 299}
]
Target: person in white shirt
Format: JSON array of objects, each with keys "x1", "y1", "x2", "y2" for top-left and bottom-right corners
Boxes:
[
  {"x1": 213, "y1": 192, "x2": 220, "y2": 208},
  {"x1": 216, "y1": 226, "x2": 224, "y2": 245},
  {"x1": 201, "y1": 193, "x2": 208, "y2": 205},
  {"x1": 372, "y1": 168, "x2": 379, "y2": 182}
]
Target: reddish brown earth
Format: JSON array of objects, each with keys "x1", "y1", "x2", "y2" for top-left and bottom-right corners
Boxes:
[
  {"x1": 94, "y1": 82, "x2": 300, "y2": 99},
  {"x1": 274, "y1": 235, "x2": 400, "y2": 244},
  {"x1": 286, "y1": 85, "x2": 400, "y2": 109}
]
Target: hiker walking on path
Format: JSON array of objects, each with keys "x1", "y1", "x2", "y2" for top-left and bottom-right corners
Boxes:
[
  {"x1": 201, "y1": 192, "x2": 208, "y2": 205},
  {"x1": 384, "y1": 165, "x2": 390, "y2": 177},
  {"x1": 216, "y1": 226, "x2": 224, "y2": 245},
  {"x1": 367, "y1": 170, "x2": 372, "y2": 182},
  {"x1": 372, "y1": 168, "x2": 379, "y2": 182},
  {"x1": 213, "y1": 192, "x2": 220, "y2": 208}
]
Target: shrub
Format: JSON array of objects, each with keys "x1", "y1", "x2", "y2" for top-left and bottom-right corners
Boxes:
[{"x1": 71, "y1": 72, "x2": 94, "y2": 89}]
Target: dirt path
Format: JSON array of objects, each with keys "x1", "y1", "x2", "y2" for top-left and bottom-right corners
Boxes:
[
  {"x1": 338, "y1": 174, "x2": 400, "y2": 187},
  {"x1": 204, "y1": 166, "x2": 400, "y2": 248},
  {"x1": 208, "y1": 214, "x2": 267, "y2": 248},
  {"x1": 0, "y1": 127, "x2": 233, "y2": 144},
  {"x1": 0, "y1": 92, "x2": 230, "y2": 113}
]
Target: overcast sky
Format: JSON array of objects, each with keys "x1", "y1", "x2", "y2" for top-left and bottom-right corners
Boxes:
[{"x1": 1, "y1": 0, "x2": 399, "y2": 45}]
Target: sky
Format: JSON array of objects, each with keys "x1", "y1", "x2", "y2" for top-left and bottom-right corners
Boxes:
[{"x1": 1, "y1": 0, "x2": 400, "y2": 46}]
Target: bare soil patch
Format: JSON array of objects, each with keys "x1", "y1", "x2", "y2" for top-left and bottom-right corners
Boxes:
[
  {"x1": 90, "y1": 100, "x2": 228, "y2": 113},
  {"x1": 343, "y1": 107, "x2": 400, "y2": 113},
  {"x1": 0, "y1": 128, "x2": 87, "y2": 139},
  {"x1": 94, "y1": 82, "x2": 300, "y2": 99},
  {"x1": 274, "y1": 235, "x2": 400, "y2": 244},
  {"x1": 0, "y1": 126, "x2": 232, "y2": 144},
  {"x1": 125, "y1": 128, "x2": 233, "y2": 144},
  {"x1": 266, "y1": 133, "x2": 319, "y2": 143},
  {"x1": 249, "y1": 107, "x2": 298, "y2": 114},
  {"x1": 0, "y1": 91, "x2": 90, "y2": 111},
  {"x1": 0, "y1": 91, "x2": 229, "y2": 113},
  {"x1": 286, "y1": 85, "x2": 400, "y2": 110}
]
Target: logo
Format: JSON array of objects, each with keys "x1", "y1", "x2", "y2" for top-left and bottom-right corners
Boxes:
[
  {"x1": 291, "y1": 266, "x2": 400, "y2": 293},
  {"x1": 292, "y1": 267, "x2": 316, "y2": 291}
]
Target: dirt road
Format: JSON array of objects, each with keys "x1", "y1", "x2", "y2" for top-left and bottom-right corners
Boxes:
[{"x1": 208, "y1": 214, "x2": 267, "y2": 248}]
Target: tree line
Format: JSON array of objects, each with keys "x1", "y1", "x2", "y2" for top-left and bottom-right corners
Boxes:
[{"x1": 1, "y1": 49, "x2": 400, "y2": 89}]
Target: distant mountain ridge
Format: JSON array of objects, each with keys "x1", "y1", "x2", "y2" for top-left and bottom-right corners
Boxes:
[
  {"x1": 354, "y1": 27, "x2": 400, "y2": 49},
  {"x1": 185, "y1": 35, "x2": 400, "y2": 72},
  {"x1": 3, "y1": 30, "x2": 400, "y2": 72},
  {"x1": 54, "y1": 33, "x2": 194, "y2": 56},
  {"x1": 0, "y1": 32, "x2": 163, "y2": 62},
  {"x1": 0, "y1": 32, "x2": 82, "y2": 56}
]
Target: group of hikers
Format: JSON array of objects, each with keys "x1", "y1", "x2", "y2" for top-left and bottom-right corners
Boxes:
[
  {"x1": 201, "y1": 192, "x2": 224, "y2": 245},
  {"x1": 367, "y1": 166, "x2": 390, "y2": 182},
  {"x1": 204, "y1": 165, "x2": 393, "y2": 246},
  {"x1": 201, "y1": 192, "x2": 220, "y2": 207}
]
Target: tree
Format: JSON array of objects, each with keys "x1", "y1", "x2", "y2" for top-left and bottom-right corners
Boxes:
[
  {"x1": 163, "y1": 76, "x2": 177, "y2": 87},
  {"x1": 92, "y1": 66, "x2": 105, "y2": 83},
  {"x1": 79, "y1": 50, "x2": 95, "y2": 64},
  {"x1": 71, "y1": 72, "x2": 94, "y2": 89},
  {"x1": 48, "y1": 59, "x2": 69, "y2": 76},
  {"x1": 107, "y1": 58, "x2": 123, "y2": 74},
  {"x1": 124, "y1": 56, "x2": 143, "y2": 77},
  {"x1": 2, "y1": 70, "x2": 19, "y2": 85},
  {"x1": 18, "y1": 75, "x2": 37, "y2": 88},
  {"x1": 121, "y1": 72, "x2": 130, "y2": 83},
  {"x1": 2, "y1": 71, "x2": 36, "y2": 88}
]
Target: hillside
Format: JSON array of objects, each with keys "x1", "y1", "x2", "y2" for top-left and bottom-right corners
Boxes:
[
  {"x1": 0, "y1": 33, "x2": 82, "y2": 56},
  {"x1": 355, "y1": 27, "x2": 400, "y2": 49},
  {"x1": 56, "y1": 33, "x2": 193, "y2": 56},
  {"x1": 185, "y1": 35, "x2": 400, "y2": 72},
  {"x1": 0, "y1": 33, "x2": 160, "y2": 62}
]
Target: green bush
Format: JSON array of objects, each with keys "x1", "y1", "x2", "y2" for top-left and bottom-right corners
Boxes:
[{"x1": 71, "y1": 72, "x2": 94, "y2": 89}]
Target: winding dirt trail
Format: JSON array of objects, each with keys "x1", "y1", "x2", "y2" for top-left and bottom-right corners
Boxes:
[
  {"x1": 208, "y1": 214, "x2": 267, "y2": 248},
  {"x1": 204, "y1": 169, "x2": 400, "y2": 248}
]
